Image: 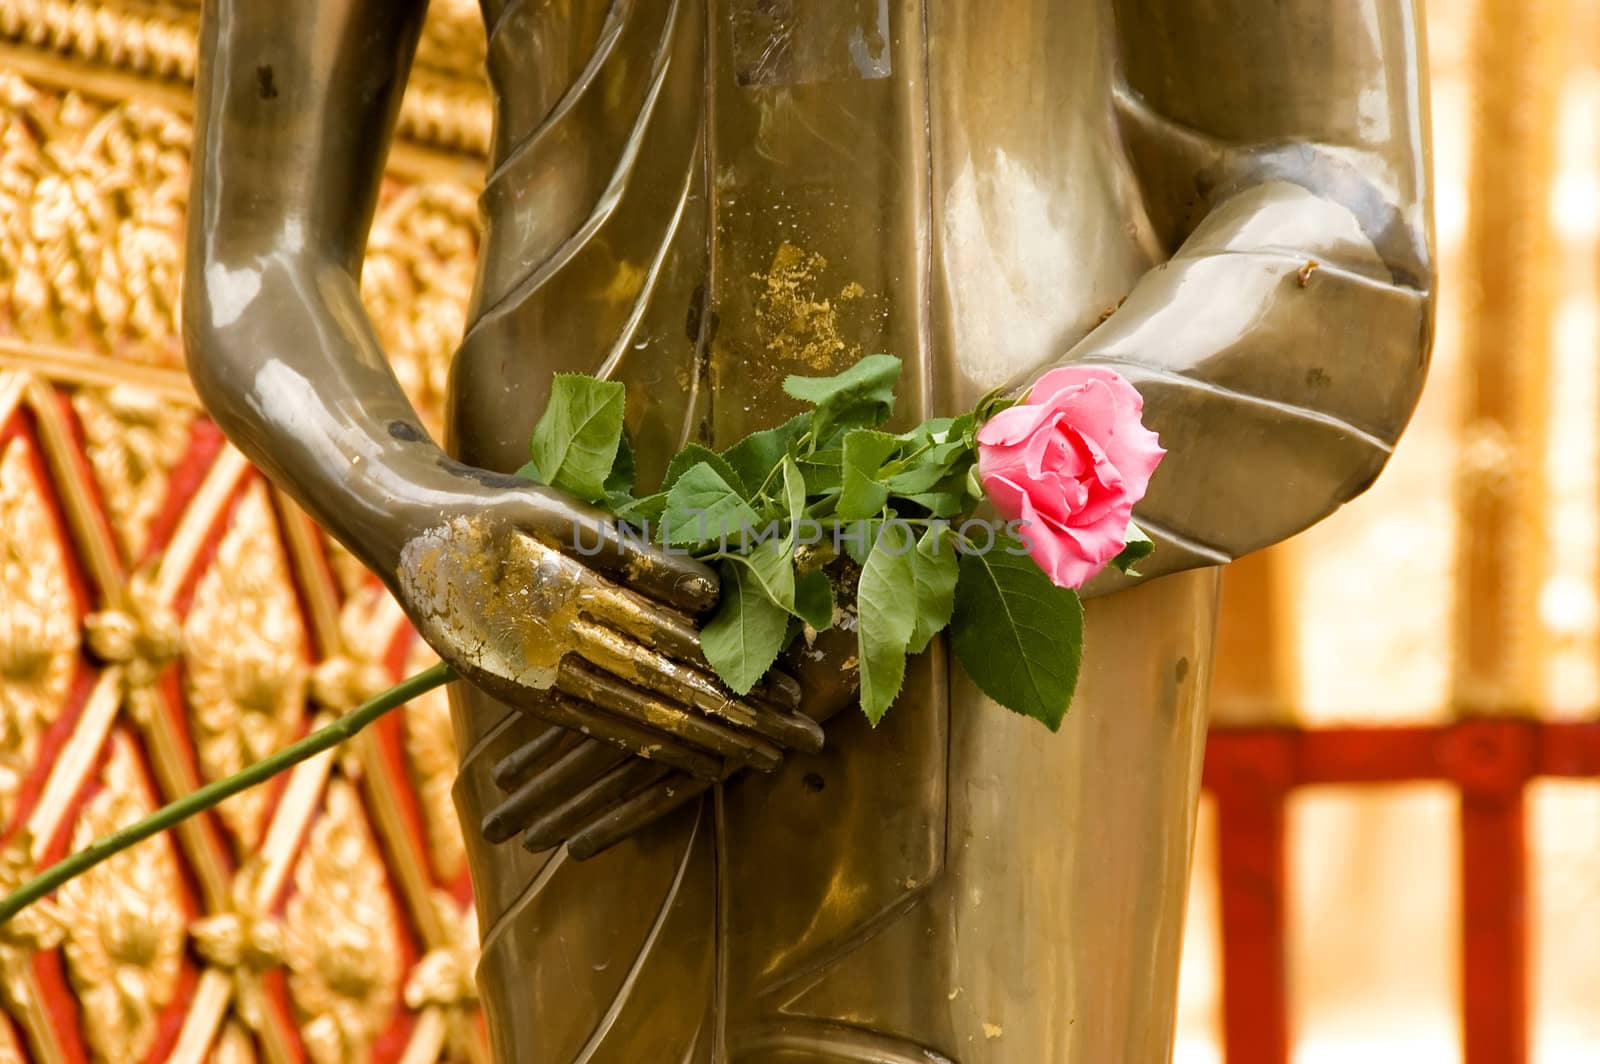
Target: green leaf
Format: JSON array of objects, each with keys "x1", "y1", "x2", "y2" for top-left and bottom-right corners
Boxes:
[
  {"x1": 798, "y1": 453, "x2": 844, "y2": 494},
  {"x1": 895, "y1": 462, "x2": 975, "y2": 519},
  {"x1": 950, "y1": 535, "x2": 1084, "y2": 731},
  {"x1": 701, "y1": 562, "x2": 791, "y2": 695},
  {"x1": 527, "y1": 374, "x2": 627, "y2": 502},
  {"x1": 606, "y1": 432, "x2": 636, "y2": 496},
  {"x1": 855, "y1": 522, "x2": 919, "y2": 725},
  {"x1": 898, "y1": 490, "x2": 966, "y2": 518},
  {"x1": 1110, "y1": 520, "x2": 1155, "y2": 576},
  {"x1": 783, "y1": 354, "x2": 901, "y2": 439},
  {"x1": 780, "y1": 455, "x2": 807, "y2": 528},
  {"x1": 838, "y1": 429, "x2": 899, "y2": 520},
  {"x1": 907, "y1": 526, "x2": 959, "y2": 654},
  {"x1": 794, "y1": 569, "x2": 835, "y2": 631},
  {"x1": 885, "y1": 460, "x2": 954, "y2": 495},
  {"x1": 726, "y1": 535, "x2": 796, "y2": 611},
  {"x1": 664, "y1": 443, "x2": 749, "y2": 498},
  {"x1": 974, "y1": 385, "x2": 1021, "y2": 424},
  {"x1": 965, "y1": 464, "x2": 984, "y2": 500},
  {"x1": 840, "y1": 518, "x2": 882, "y2": 566},
  {"x1": 659, "y1": 463, "x2": 762, "y2": 547},
  {"x1": 614, "y1": 490, "x2": 667, "y2": 525},
  {"x1": 900, "y1": 416, "x2": 955, "y2": 447},
  {"x1": 722, "y1": 414, "x2": 811, "y2": 493}
]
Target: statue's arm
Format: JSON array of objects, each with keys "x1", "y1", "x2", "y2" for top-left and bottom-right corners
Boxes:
[
  {"x1": 1061, "y1": 0, "x2": 1435, "y2": 592},
  {"x1": 182, "y1": 1, "x2": 819, "y2": 772},
  {"x1": 183, "y1": 0, "x2": 445, "y2": 574}
]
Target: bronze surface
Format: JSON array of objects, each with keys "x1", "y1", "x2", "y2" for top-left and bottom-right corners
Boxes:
[{"x1": 180, "y1": 0, "x2": 1436, "y2": 1061}]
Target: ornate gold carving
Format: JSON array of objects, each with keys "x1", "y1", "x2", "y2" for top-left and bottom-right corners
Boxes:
[
  {"x1": 404, "y1": 891, "x2": 477, "y2": 1012},
  {"x1": 85, "y1": 567, "x2": 180, "y2": 690},
  {"x1": 414, "y1": 0, "x2": 485, "y2": 85},
  {"x1": 0, "y1": 0, "x2": 197, "y2": 79},
  {"x1": 0, "y1": 70, "x2": 189, "y2": 364},
  {"x1": 0, "y1": 436, "x2": 79, "y2": 826},
  {"x1": 401, "y1": 641, "x2": 464, "y2": 883},
  {"x1": 283, "y1": 780, "x2": 402, "y2": 1064},
  {"x1": 362, "y1": 183, "x2": 477, "y2": 436},
  {"x1": 308, "y1": 656, "x2": 392, "y2": 715},
  {"x1": 0, "y1": 0, "x2": 490, "y2": 157},
  {"x1": 211, "y1": 1021, "x2": 259, "y2": 1064},
  {"x1": 0, "y1": 8, "x2": 493, "y2": 1054},
  {"x1": 189, "y1": 867, "x2": 284, "y2": 977},
  {"x1": 54, "y1": 736, "x2": 185, "y2": 1064},
  {"x1": 181, "y1": 482, "x2": 308, "y2": 846},
  {"x1": 72, "y1": 384, "x2": 190, "y2": 559},
  {"x1": 1, "y1": 69, "x2": 482, "y2": 414},
  {"x1": 0, "y1": 834, "x2": 62, "y2": 961}
]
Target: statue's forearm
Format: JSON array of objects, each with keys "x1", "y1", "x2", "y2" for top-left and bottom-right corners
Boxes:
[
  {"x1": 1061, "y1": 0, "x2": 1434, "y2": 592},
  {"x1": 184, "y1": 0, "x2": 444, "y2": 574},
  {"x1": 184, "y1": 261, "x2": 455, "y2": 573},
  {"x1": 1072, "y1": 179, "x2": 1431, "y2": 589}
]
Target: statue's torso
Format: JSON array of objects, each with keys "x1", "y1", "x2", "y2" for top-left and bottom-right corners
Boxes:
[{"x1": 447, "y1": 3, "x2": 1216, "y2": 1060}]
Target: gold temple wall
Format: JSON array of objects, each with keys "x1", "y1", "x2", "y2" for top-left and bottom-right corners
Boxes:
[{"x1": 0, "y1": 2, "x2": 490, "y2": 1060}]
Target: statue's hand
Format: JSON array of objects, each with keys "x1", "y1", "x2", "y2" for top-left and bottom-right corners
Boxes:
[
  {"x1": 479, "y1": 560, "x2": 863, "y2": 856},
  {"x1": 386, "y1": 467, "x2": 824, "y2": 783}
]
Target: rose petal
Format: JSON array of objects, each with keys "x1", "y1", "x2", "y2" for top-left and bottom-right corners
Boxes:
[
  {"x1": 976, "y1": 400, "x2": 1052, "y2": 447},
  {"x1": 1100, "y1": 421, "x2": 1165, "y2": 502},
  {"x1": 978, "y1": 472, "x2": 1029, "y2": 523},
  {"x1": 1016, "y1": 493, "x2": 1128, "y2": 589}
]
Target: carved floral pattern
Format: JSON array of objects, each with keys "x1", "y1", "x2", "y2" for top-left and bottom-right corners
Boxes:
[
  {"x1": 72, "y1": 384, "x2": 190, "y2": 560},
  {"x1": 55, "y1": 735, "x2": 185, "y2": 1064},
  {"x1": 284, "y1": 780, "x2": 402, "y2": 1064},
  {"x1": 181, "y1": 482, "x2": 308, "y2": 847},
  {"x1": 0, "y1": 15, "x2": 488, "y2": 1057},
  {"x1": 402, "y1": 640, "x2": 465, "y2": 883},
  {"x1": 0, "y1": 435, "x2": 78, "y2": 826},
  {"x1": 0, "y1": 71, "x2": 189, "y2": 363},
  {"x1": 362, "y1": 182, "x2": 478, "y2": 437}
]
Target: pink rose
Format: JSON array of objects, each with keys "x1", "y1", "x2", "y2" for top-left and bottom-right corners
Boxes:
[{"x1": 975, "y1": 366, "x2": 1165, "y2": 589}]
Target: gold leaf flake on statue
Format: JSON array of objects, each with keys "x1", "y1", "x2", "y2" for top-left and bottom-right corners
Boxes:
[
  {"x1": 755, "y1": 242, "x2": 853, "y2": 371},
  {"x1": 55, "y1": 735, "x2": 185, "y2": 1064},
  {"x1": 182, "y1": 482, "x2": 307, "y2": 847},
  {"x1": 0, "y1": 436, "x2": 79, "y2": 826},
  {"x1": 284, "y1": 780, "x2": 401, "y2": 1064}
]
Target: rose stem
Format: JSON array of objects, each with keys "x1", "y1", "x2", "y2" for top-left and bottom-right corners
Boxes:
[{"x1": 0, "y1": 661, "x2": 455, "y2": 926}]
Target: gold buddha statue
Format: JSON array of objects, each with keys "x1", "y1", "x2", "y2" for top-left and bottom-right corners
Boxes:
[{"x1": 183, "y1": 0, "x2": 1434, "y2": 1059}]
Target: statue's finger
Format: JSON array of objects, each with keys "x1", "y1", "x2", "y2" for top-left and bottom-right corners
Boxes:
[
  {"x1": 514, "y1": 683, "x2": 726, "y2": 777},
  {"x1": 752, "y1": 668, "x2": 803, "y2": 711},
  {"x1": 482, "y1": 739, "x2": 628, "y2": 843},
  {"x1": 556, "y1": 659, "x2": 782, "y2": 772},
  {"x1": 518, "y1": 760, "x2": 674, "y2": 854},
  {"x1": 576, "y1": 575, "x2": 805, "y2": 712},
  {"x1": 537, "y1": 510, "x2": 720, "y2": 615},
  {"x1": 491, "y1": 723, "x2": 572, "y2": 789},
  {"x1": 511, "y1": 523, "x2": 717, "y2": 616},
  {"x1": 577, "y1": 575, "x2": 707, "y2": 663},
  {"x1": 566, "y1": 774, "x2": 715, "y2": 860},
  {"x1": 569, "y1": 618, "x2": 824, "y2": 754}
]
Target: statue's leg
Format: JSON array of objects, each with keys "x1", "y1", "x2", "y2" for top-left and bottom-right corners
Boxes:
[
  {"x1": 451, "y1": 569, "x2": 1216, "y2": 1063},
  {"x1": 451, "y1": 685, "x2": 719, "y2": 1063},
  {"x1": 723, "y1": 570, "x2": 1219, "y2": 1063}
]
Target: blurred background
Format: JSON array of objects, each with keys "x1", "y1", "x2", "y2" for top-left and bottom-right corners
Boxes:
[
  {"x1": 0, "y1": 0, "x2": 1590, "y2": 1061},
  {"x1": 1176, "y1": 1, "x2": 1600, "y2": 1062}
]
